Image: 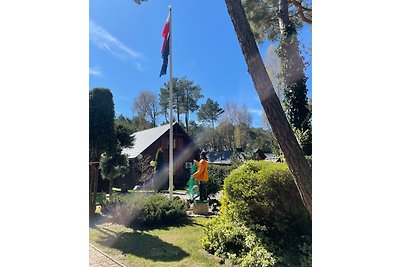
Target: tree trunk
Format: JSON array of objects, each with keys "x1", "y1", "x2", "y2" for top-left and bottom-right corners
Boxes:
[
  {"x1": 152, "y1": 104, "x2": 157, "y2": 127},
  {"x1": 164, "y1": 110, "x2": 169, "y2": 123},
  {"x1": 152, "y1": 113, "x2": 156, "y2": 127},
  {"x1": 278, "y1": 0, "x2": 291, "y2": 34},
  {"x1": 224, "y1": 0, "x2": 312, "y2": 215},
  {"x1": 185, "y1": 111, "x2": 189, "y2": 132},
  {"x1": 89, "y1": 149, "x2": 100, "y2": 219},
  {"x1": 211, "y1": 120, "x2": 215, "y2": 151},
  {"x1": 185, "y1": 90, "x2": 190, "y2": 132},
  {"x1": 108, "y1": 177, "x2": 113, "y2": 199},
  {"x1": 89, "y1": 162, "x2": 99, "y2": 219},
  {"x1": 175, "y1": 97, "x2": 180, "y2": 124},
  {"x1": 89, "y1": 163, "x2": 94, "y2": 217},
  {"x1": 279, "y1": 0, "x2": 309, "y2": 125},
  {"x1": 278, "y1": 0, "x2": 312, "y2": 156}
]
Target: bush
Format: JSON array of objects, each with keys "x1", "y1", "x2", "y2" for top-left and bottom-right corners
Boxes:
[
  {"x1": 141, "y1": 194, "x2": 187, "y2": 225},
  {"x1": 300, "y1": 242, "x2": 312, "y2": 267},
  {"x1": 224, "y1": 160, "x2": 311, "y2": 248},
  {"x1": 305, "y1": 155, "x2": 312, "y2": 168},
  {"x1": 101, "y1": 192, "x2": 124, "y2": 214},
  {"x1": 240, "y1": 246, "x2": 277, "y2": 267},
  {"x1": 207, "y1": 164, "x2": 234, "y2": 196},
  {"x1": 107, "y1": 193, "x2": 187, "y2": 227},
  {"x1": 203, "y1": 160, "x2": 311, "y2": 266},
  {"x1": 201, "y1": 213, "x2": 276, "y2": 266}
]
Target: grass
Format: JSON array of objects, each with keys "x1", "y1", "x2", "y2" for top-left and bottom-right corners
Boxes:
[{"x1": 89, "y1": 217, "x2": 227, "y2": 267}]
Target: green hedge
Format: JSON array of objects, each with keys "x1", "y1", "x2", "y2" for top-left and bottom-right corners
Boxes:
[
  {"x1": 201, "y1": 212, "x2": 277, "y2": 267},
  {"x1": 202, "y1": 160, "x2": 311, "y2": 266},
  {"x1": 224, "y1": 160, "x2": 311, "y2": 247},
  {"x1": 300, "y1": 242, "x2": 312, "y2": 267},
  {"x1": 108, "y1": 193, "x2": 187, "y2": 227},
  {"x1": 305, "y1": 155, "x2": 312, "y2": 168},
  {"x1": 207, "y1": 164, "x2": 234, "y2": 196}
]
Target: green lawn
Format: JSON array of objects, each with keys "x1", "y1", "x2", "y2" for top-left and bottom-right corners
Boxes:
[{"x1": 89, "y1": 217, "x2": 227, "y2": 267}]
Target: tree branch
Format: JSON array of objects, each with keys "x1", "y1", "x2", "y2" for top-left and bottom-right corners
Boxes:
[
  {"x1": 291, "y1": 0, "x2": 312, "y2": 11},
  {"x1": 290, "y1": 0, "x2": 312, "y2": 24}
]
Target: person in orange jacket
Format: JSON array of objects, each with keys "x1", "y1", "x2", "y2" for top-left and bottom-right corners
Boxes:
[{"x1": 193, "y1": 151, "x2": 209, "y2": 201}]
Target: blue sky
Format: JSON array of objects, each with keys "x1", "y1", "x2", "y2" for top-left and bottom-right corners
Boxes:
[
  {"x1": 89, "y1": 0, "x2": 311, "y2": 128},
  {"x1": 7, "y1": 2, "x2": 400, "y2": 263}
]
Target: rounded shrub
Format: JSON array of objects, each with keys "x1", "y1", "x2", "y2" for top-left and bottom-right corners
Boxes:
[
  {"x1": 140, "y1": 194, "x2": 187, "y2": 226},
  {"x1": 240, "y1": 246, "x2": 276, "y2": 267},
  {"x1": 201, "y1": 212, "x2": 276, "y2": 266},
  {"x1": 107, "y1": 193, "x2": 187, "y2": 227},
  {"x1": 207, "y1": 164, "x2": 234, "y2": 196},
  {"x1": 223, "y1": 160, "x2": 311, "y2": 247},
  {"x1": 300, "y1": 242, "x2": 312, "y2": 267}
]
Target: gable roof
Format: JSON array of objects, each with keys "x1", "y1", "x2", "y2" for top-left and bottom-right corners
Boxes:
[
  {"x1": 207, "y1": 151, "x2": 233, "y2": 165},
  {"x1": 263, "y1": 152, "x2": 281, "y2": 162},
  {"x1": 122, "y1": 123, "x2": 174, "y2": 159},
  {"x1": 263, "y1": 152, "x2": 276, "y2": 159},
  {"x1": 207, "y1": 151, "x2": 246, "y2": 165}
]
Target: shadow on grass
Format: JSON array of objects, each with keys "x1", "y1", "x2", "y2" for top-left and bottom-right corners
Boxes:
[
  {"x1": 90, "y1": 215, "x2": 205, "y2": 231},
  {"x1": 97, "y1": 230, "x2": 190, "y2": 262},
  {"x1": 131, "y1": 217, "x2": 204, "y2": 231},
  {"x1": 89, "y1": 213, "x2": 108, "y2": 228}
]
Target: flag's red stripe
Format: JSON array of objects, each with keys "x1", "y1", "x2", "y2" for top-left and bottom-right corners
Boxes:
[
  {"x1": 162, "y1": 21, "x2": 169, "y2": 38},
  {"x1": 161, "y1": 15, "x2": 170, "y2": 53},
  {"x1": 160, "y1": 13, "x2": 170, "y2": 76}
]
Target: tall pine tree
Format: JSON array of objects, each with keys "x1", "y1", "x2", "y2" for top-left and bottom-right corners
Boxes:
[
  {"x1": 197, "y1": 98, "x2": 224, "y2": 150},
  {"x1": 243, "y1": 0, "x2": 312, "y2": 155}
]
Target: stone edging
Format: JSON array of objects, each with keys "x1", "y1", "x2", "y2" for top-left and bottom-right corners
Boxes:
[{"x1": 89, "y1": 243, "x2": 127, "y2": 267}]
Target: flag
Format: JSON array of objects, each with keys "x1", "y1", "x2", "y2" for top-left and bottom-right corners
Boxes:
[{"x1": 159, "y1": 14, "x2": 170, "y2": 77}]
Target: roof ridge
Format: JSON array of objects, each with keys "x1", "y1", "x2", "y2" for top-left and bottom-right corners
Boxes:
[
  {"x1": 123, "y1": 122, "x2": 179, "y2": 159},
  {"x1": 130, "y1": 122, "x2": 174, "y2": 136}
]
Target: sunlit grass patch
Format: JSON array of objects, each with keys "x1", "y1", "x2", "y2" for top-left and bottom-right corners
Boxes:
[{"x1": 89, "y1": 217, "x2": 226, "y2": 267}]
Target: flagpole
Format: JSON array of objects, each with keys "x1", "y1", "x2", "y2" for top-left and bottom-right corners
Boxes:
[{"x1": 168, "y1": 5, "x2": 173, "y2": 200}]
